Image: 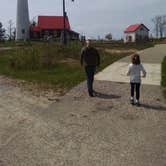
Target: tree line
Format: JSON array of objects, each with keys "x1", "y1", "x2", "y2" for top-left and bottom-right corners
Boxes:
[
  {"x1": 0, "y1": 20, "x2": 16, "y2": 41},
  {"x1": 152, "y1": 14, "x2": 166, "y2": 38}
]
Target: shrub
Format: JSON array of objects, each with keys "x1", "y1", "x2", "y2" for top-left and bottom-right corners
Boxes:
[
  {"x1": 10, "y1": 41, "x2": 82, "y2": 71},
  {"x1": 39, "y1": 43, "x2": 58, "y2": 69},
  {"x1": 10, "y1": 47, "x2": 41, "y2": 70},
  {"x1": 161, "y1": 56, "x2": 166, "y2": 87},
  {"x1": 161, "y1": 56, "x2": 166, "y2": 98}
]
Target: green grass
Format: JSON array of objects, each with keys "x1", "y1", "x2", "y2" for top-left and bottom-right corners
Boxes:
[
  {"x1": 0, "y1": 44, "x2": 84, "y2": 89},
  {"x1": 0, "y1": 41, "x2": 130, "y2": 90},
  {"x1": 0, "y1": 40, "x2": 32, "y2": 47},
  {"x1": 161, "y1": 56, "x2": 166, "y2": 98},
  {"x1": 0, "y1": 41, "x2": 17, "y2": 47},
  {"x1": 152, "y1": 38, "x2": 166, "y2": 45}
]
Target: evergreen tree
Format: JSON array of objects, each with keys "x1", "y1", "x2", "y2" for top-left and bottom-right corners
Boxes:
[{"x1": 105, "y1": 33, "x2": 112, "y2": 41}]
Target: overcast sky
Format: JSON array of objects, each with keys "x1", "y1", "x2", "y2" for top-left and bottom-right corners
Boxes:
[{"x1": 0, "y1": 0, "x2": 166, "y2": 39}]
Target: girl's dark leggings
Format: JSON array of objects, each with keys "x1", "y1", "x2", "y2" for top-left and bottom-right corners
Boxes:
[{"x1": 130, "y1": 82, "x2": 141, "y2": 100}]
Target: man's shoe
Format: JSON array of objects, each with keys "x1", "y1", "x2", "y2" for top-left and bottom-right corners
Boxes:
[{"x1": 89, "y1": 92, "x2": 94, "y2": 97}]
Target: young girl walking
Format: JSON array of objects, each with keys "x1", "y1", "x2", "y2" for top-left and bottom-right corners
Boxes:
[{"x1": 127, "y1": 53, "x2": 146, "y2": 106}]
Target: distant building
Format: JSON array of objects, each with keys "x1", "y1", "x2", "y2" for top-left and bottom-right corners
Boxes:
[
  {"x1": 30, "y1": 16, "x2": 79, "y2": 41},
  {"x1": 124, "y1": 24, "x2": 149, "y2": 43}
]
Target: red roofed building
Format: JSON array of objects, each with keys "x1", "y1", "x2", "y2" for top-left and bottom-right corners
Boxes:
[
  {"x1": 30, "y1": 16, "x2": 79, "y2": 40},
  {"x1": 124, "y1": 24, "x2": 149, "y2": 43}
]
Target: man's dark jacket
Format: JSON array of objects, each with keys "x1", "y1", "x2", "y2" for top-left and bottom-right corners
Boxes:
[{"x1": 80, "y1": 46, "x2": 100, "y2": 66}]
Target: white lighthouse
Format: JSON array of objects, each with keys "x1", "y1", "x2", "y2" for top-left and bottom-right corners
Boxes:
[{"x1": 16, "y1": 0, "x2": 30, "y2": 40}]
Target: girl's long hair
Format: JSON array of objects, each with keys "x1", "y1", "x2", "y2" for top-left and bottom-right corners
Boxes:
[{"x1": 131, "y1": 53, "x2": 141, "y2": 65}]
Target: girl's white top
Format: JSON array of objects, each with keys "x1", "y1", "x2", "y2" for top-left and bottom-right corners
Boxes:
[{"x1": 127, "y1": 63, "x2": 146, "y2": 83}]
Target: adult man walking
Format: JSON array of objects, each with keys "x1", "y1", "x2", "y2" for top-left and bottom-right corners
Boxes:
[{"x1": 80, "y1": 39, "x2": 100, "y2": 97}]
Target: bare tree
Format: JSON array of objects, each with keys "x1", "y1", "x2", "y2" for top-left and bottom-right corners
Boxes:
[
  {"x1": 152, "y1": 15, "x2": 166, "y2": 38},
  {"x1": 162, "y1": 15, "x2": 166, "y2": 37},
  {"x1": 152, "y1": 16, "x2": 159, "y2": 38},
  {"x1": 0, "y1": 22, "x2": 5, "y2": 41},
  {"x1": 12, "y1": 28, "x2": 16, "y2": 40},
  {"x1": 30, "y1": 16, "x2": 37, "y2": 27},
  {"x1": 7, "y1": 20, "x2": 15, "y2": 40}
]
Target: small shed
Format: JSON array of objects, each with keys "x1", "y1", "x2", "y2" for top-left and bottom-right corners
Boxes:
[{"x1": 124, "y1": 24, "x2": 149, "y2": 43}]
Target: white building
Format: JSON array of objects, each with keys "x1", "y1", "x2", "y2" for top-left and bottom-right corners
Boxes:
[
  {"x1": 16, "y1": 0, "x2": 30, "y2": 40},
  {"x1": 124, "y1": 24, "x2": 149, "y2": 43}
]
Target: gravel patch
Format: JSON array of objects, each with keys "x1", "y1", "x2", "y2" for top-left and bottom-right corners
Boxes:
[{"x1": 0, "y1": 76, "x2": 166, "y2": 166}]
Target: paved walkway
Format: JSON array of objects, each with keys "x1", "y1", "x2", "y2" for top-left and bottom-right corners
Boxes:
[
  {"x1": 95, "y1": 44, "x2": 166, "y2": 85},
  {"x1": 0, "y1": 45, "x2": 166, "y2": 166}
]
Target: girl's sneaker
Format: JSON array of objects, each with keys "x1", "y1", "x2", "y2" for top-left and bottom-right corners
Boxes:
[
  {"x1": 135, "y1": 100, "x2": 140, "y2": 106},
  {"x1": 130, "y1": 97, "x2": 134, "y2": 105}
]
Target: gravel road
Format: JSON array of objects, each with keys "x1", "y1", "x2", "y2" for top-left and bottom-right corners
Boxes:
[{"x1": 0, "y1": 45, "x2": 166, "y2": 166}]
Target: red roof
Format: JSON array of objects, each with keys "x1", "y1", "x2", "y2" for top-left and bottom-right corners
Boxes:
[
  {"x1": 30, "y1": 26, "x2": 41, "y2": 32},
  {"x1": 36, "y1": 16, "x2": 71, "y2": 30},
  {"x1": 124, "y1": 24, "x2": 149, "y2": 33}
]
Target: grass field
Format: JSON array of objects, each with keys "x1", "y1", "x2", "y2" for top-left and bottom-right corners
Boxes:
[
  {"x1": 93, "y1": 41, "x2": 155, "y2": 50},
  {"x1": 0, "y1": 40, "x2": 33, "y2": 47},
  {"x1": 0, "y1": 41, "x2": 130, "y2": 91}
]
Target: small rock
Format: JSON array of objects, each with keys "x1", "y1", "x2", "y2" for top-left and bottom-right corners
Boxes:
[
  {"x1": 48, "y1": 97, "x2": 60, "y2": 102},
  {"x1": 70, "y1": 113, "x2": 76, "y2": 117},
  {"x1": 82, "y1": 115, "x2": 88, "y2": 118}
]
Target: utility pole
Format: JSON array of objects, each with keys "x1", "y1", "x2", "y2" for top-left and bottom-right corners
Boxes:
[
  {"x1": 63, "y1": 0, "x2": 67, "y2": 45},
  {"x1": 62, "y1": 0, "x2": 74, "y2": 45}
]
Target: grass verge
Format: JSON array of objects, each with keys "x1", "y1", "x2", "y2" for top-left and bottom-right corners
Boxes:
[
  {"x1": 0, "y1": 42, "x2": 130, "y2": 91},
  {"x1": 93, "y1": 41, "x2": 155, "y2": 50}
]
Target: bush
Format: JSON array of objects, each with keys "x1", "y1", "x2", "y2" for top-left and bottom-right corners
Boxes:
[
  {"x1": 10, "y1": 48, "x2": 41, "y2": 70},
  {"x1": 161, "y1": 56, "x2": 166, "y2": 87},
  {"x1": 161, "y1": 56, "x2": 166, "y2": 98},
  {"x1": 9, "y1": 41, "x2": 82, "y2": 71},
  {"x1": 0, "y1": 41, "x2": 131, "y2": 89}
]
